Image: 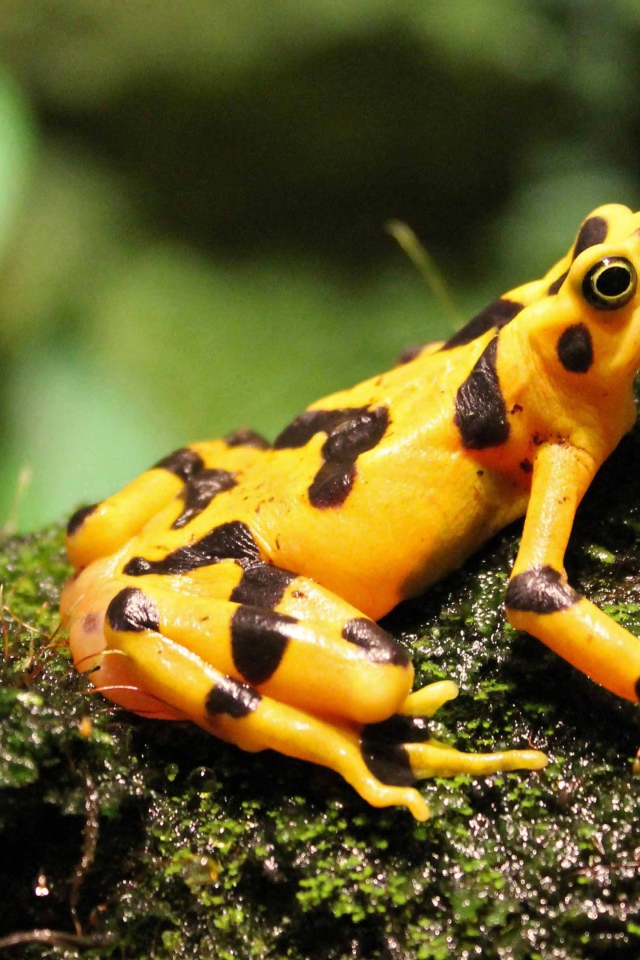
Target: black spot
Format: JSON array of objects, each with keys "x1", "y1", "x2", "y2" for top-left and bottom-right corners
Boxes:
[
  {"x1": 547, "y1": 269, "x2": 569, "y2": 296},
  {"x1": 342, "y1": 618, "x2": 410, "y2": 667},
  {"x1": 454, "y1": 336, "x2": 510, "y2": 449},
  {"x1": 362, "y1": 714, "x2": 431, "y2": 743},
  {"x1": 205, "y1": 675, "x2": 261, "y2": 718},
  {"x1": 106, "y1": 587, "x2": 160, "y2": 632},
  {"x1": 225, "y1": 429, "x2": 271, "y2": 450},
  {"x1": 230, "y1": 606, "x2": 296, "y2": 685},
  {"x1": 557, "y1": 323, "x2": 593, "y2": 373},
  {"x1": 441, "y1": 298, "x2": 523, "y2": 350},
  {"x1": 230, "y1": 563, "x2": 297, "y2": 607},
  {"x1": 520, "y1": 459, "x2": 533, "y2": 474},
  {"x1": 66, "y1": 503, "x2": 98, "y2": 537},
  {"x1": 308, "y1": 460, "x2": 357, "y2": 508},
  {"x1": 396, "y1": 343, "x2": 424, "y2": 365},
  {"x1": 153, "y1": 447, "x2": 204, "y2": 481},
  {"x1": 124, "y1": 521, "x2": 261, "y2": 576},
  {"x1": 275, "y1": 405, "x2": 389, "y2": 509},
  {"x1": 360, "y1": 740, "x2": 416, "y2": 787},
  {"x1": 635, "y1": 676, "x2": 640, "y2": 703},
  {"x1": 572, "y1": 216, "x2": 608, "y2": 260},
  {"x1": 505, "y1": 566, "x2": 579, "y2": 614},
  {"x1": 171, "y1": 469, "x2": 237, "y2": 529},
  {"x1": 274, "y1": 408, "x2": 365, "y2": 450}
]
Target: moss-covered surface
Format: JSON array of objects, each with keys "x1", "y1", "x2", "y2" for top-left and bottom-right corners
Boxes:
[{"x1": 2, "y1": 435, "x2": 640, "y2": 959}]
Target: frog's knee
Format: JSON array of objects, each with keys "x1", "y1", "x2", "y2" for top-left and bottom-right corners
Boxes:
[{"x1": 505, "y1": 565, "x2": 579, "y2": 623}]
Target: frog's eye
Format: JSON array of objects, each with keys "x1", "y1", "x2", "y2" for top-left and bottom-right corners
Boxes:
[{"x1": 582, "y1": 257, "x2": 637, "y2": 310}]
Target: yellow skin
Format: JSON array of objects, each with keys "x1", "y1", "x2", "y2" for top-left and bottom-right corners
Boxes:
[{"x1": 61, "y1": 203, "x2": 640, "y2": 820}]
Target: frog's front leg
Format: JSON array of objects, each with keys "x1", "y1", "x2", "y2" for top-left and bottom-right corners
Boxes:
[
  {"x1": 505, "y1": 441, "x2": 640, "y2": 701},
  {"x1": 90, "y1": 574, "x2": 545, "y2": 819}
]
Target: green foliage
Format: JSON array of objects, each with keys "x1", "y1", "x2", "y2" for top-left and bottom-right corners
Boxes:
[
  {"x1": 2, "y1": 429, "x2": 640, "y2": 957},
  {"x1": 2, "y1": 4, "x2": 640, "y2": 526}
]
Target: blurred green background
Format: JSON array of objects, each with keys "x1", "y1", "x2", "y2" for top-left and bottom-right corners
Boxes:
[{"x1": 1, "y1": 1, "x2": 640, "y2": 530}]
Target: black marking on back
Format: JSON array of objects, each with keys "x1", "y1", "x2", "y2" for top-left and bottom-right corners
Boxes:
[
  {"x1": 230, "y1": 606, "x2": 296, "y2": 685},
  {"x1": 205, "y1": 675, "x2": 261, "y2": 718},
  {"x1": 274, "y1": 408, "x2": 366, "y2": 450},
  {"x1": 171, "y1": 469, "x2": 237, "y2": 529},
  {"x1": 230, "y1": 563, "x2": 297, "y2": 608},
  {"x1": 396, "y1": 343, "x2": 424, "y2": 365},
  {"x1": 547, "y1": 269, "x2": 569, "y2": 296},
  {"x1": 572, "y1": 216, "x2": 608, "y2": 260},
  {"x1": 154, "y1": 447, "x2": 204, "y2": 481},
  {"x1": 360, "y1": 740, "x2": 416, "y2": 787},
  {"x1": 362, "y1": 714, "x2": 431, "y2": 744},
  {"x1": 123, "y1": 521, "x2": 261, "y2": 576},
  {"x1": 505, "y1": 566, "x2": 579, "y2": 614},
  {"x1": 341, "y1": 617, "x2": 409, "y2": 666},
  {"x1": 225, "y1": 429, "x2": 271, "y2": 450},
  {"x1": 556, "y1": 323, "x2": 593, "y2": 374},
  {"x1": 66, "y1": 503, "x2": 98, "y2": 537},
  {"x1": 454, "y1": 336, "x2": 509, "y2": 449},
  {"x1": 441, "y1": 298, "x2": 523, "y2": 351},
  {"x1": 106, "y1": 587, "x2": 160, "y2": 632},
  {"x1": 315, "y1": 407, "x2": 390, "y2": 508}
]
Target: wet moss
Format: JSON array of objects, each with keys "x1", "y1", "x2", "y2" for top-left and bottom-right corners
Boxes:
[{"x1": 1, "y1": 434, "x2": 640, "y2": 958}]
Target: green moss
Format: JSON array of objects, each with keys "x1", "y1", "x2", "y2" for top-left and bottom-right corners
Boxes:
[{"x1": 2, "y1": 435, "x2": 640, "y2": 958}]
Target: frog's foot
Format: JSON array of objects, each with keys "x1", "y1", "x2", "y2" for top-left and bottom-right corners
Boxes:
[
  {"x1": 65, "y1": 438, "x2": 269, "y2": 570},
  {"x1": 99, "y1": 605, "x2": 431, "y2": 819},
  {"x1": 363, "y1": 683, "x2": 547, "y2": 790}
]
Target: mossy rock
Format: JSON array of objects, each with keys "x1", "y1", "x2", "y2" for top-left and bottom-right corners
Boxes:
[{"x1": 1, "y1": 434, "x2": 640, "y2": 959}]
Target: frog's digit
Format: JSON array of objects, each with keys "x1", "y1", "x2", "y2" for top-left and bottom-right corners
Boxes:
[{"x1": 62, "y1": 202, "x2": 640, "y2": 817}]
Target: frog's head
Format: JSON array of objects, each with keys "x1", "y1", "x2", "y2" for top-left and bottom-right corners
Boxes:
[{"x1": 522, "y1": 204, "x2": 640, "y2": 402}]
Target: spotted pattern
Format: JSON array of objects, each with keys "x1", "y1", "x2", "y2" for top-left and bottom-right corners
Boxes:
[
  {"x1": 572, "y1": 216, "x2": 608, "y2": 260},
  {"x1": 556, "y1": 323, "x2": 593, "y2": 374},
  {"x1": 454, "y1": 336, "x2": 509, "y2": 449},
  {"x1": 106, "y1": 587, "x2": 160, "y2": 633},
  {"x1": 225, "y1": 429, "x2": 271, "y2": 450},
  {"x1": 123, "y1": 521, "x2": 261, "y2": 576},
  {"x1": 154, "y1": 447, "x2": 204, "y2": 481},
  {"x1": 205, "y1": 675, "x2": 261, "y2": 718},
  {"x1": 341, "y1": 617, "x2": 409, "y2": 666},
  {"x1": 441, "y1": 298, "x2": 523, "y2": 351},
  {"x1": 230, "y1": 563, "x2": 297, "y2": 608},
  {"x1": 360, "y1": 740, "x2": 416, "y2": 787},
  {"x1": 66, "y1": 503, "x2": 98, "y2": 537},
  {"x1": 171, "y1": 469, "x2": 237, "y2": 529},
  {"x1": 311, "y1": 407, "x2": 390, "y2": 508},
  {"x1": 230, "y1": 606, "x2": 297, "y2": 685},
  {"x1": 505, "y1": 566, "x2": 579, "y2": 614}
]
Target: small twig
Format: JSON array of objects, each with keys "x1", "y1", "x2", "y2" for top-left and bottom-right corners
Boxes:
[
  {"x1": 70, "y1": 773, "x2": 101, "y2": 937},
  {"x1": 0, "y1": 928, "x2": 112, "y2": 951},
  {"x1": 386, "y1": 219, "x2": 461, "y2": 326}
]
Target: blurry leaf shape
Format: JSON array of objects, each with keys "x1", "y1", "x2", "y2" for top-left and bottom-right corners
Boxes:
[
  {"x1": 0, "y1": 68, "x2": 33, "y2": 264},
  {"x1": 0, "y1": 143, "x2": 136, "y2": 347},
  {"x1": 88, "y1": 243, "x2": 450, "y2": 444},
  {"x1": 0, "y1": 346, "x2": 176, "y2": 530}
]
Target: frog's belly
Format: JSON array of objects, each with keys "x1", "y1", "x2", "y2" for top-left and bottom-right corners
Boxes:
[{"x1": 264, "y1": 456, "x2": 529, "y2": 620}]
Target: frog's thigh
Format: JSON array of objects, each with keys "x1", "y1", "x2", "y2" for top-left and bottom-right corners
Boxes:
[
  {"x1": 102, "y1": 604, "x2": 430, "y2": 819},
  {"x1": 104, "y1": 581, "x2": 414, "y2": 724},
  {"x1": 66, "y1": 439, "x2": 267, "y2": 570}
]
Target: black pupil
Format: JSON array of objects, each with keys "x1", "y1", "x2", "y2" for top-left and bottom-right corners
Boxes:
[{"x1": 596, "y1": 265, "x2": 630, "y2": 298}]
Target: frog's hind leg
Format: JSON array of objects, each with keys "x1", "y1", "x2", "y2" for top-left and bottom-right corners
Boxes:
[
  {"x1": 65, "y1": 436, "x2": 269, "y2": 570},
  {"x1": 98, "y1": 577, "x2": 546, "y2": 817},
  {"x1": 100, "y1": 597, "x2": 431, "y2": 819}
]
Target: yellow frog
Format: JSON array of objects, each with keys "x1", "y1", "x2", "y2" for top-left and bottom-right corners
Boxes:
[{"x1": 61, "y1": 203, "x2": 640, "y2": 820}]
